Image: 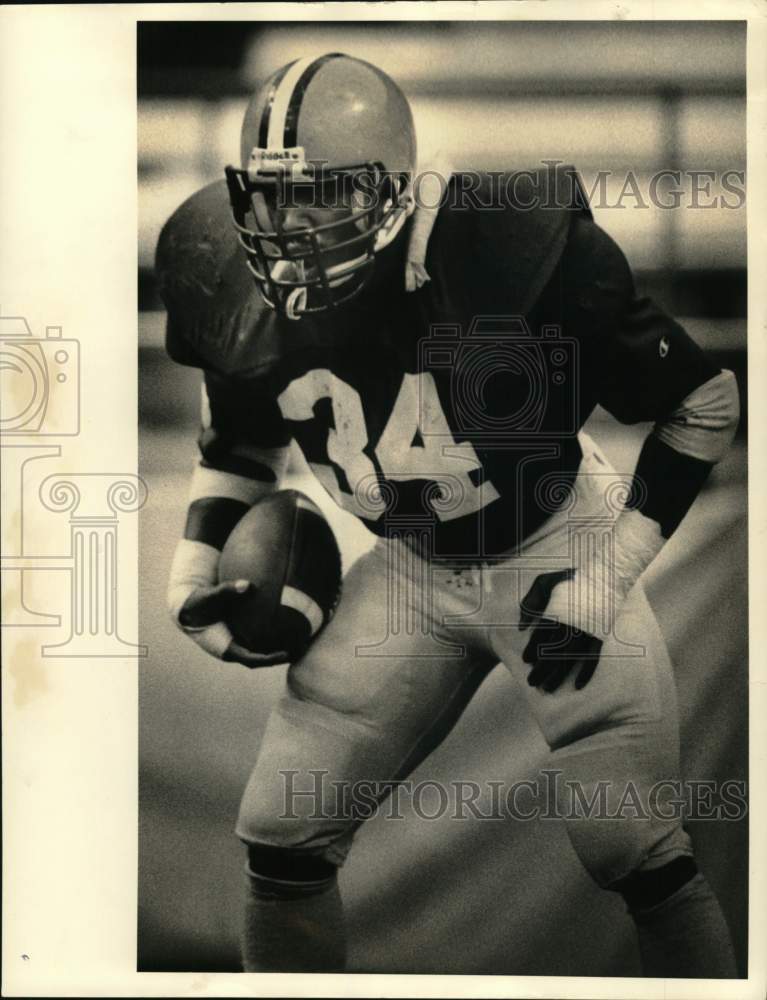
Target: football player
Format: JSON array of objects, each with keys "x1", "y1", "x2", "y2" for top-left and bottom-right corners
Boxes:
[{"x1": 158, "y1": 54, "x2": 740, "y2": 976}]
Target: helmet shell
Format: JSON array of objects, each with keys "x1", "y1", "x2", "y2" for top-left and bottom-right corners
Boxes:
[{"x1": 240, "y1": 53, "x2": 416, "y2": 177}]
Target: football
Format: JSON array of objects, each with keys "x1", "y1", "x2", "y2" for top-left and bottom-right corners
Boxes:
[{"x1": 218, "y1": 489, "x2": 342, "y2": 659}]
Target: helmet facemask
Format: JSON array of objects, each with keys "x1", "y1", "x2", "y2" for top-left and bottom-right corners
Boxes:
[{"x1": 226, "y1": 153, "x2": 413, "y2": 320}]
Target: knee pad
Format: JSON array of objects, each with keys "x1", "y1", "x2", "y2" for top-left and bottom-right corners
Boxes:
[
  {"x1": 610, "y1": 855, "x2": 699, "y2": 910},
  {"x1": 246, "y1": 844, "x2": 339, "y2": 898},
  {"x1": 563, "y1": 808, "x2": 695, "y2": 887},
  {"x1": 559, "y1": 768, "x2": 694, "y2": 888},
  {"x1": 564, "y1": 814, "x2": 647, "y2": 887}
]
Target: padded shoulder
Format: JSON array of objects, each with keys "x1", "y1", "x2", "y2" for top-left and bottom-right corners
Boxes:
[
  {"x1": 155, "y1": 180, "x2": 236, "y2": 301},
  {"x1": 556, "y1": 216, "x2": 717, "y2": 422},
  {"x1": 558, "y1": 213, "x2": 636, "y2": 334},
  {"x1": 156, "y1": 180, "x2": 280, "y2": 376},
  {"x1": 430, "y1": 165, "x2": 593, "y2": 316}
]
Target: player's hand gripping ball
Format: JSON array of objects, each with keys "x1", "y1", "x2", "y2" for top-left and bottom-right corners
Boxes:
[{"x1": 217, "y1": 490, "x2": 342, "y2": 664}]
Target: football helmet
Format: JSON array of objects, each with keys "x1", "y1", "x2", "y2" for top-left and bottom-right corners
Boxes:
[{"x1": 225, "y1": 53, "x2": 417, "y2": 320}]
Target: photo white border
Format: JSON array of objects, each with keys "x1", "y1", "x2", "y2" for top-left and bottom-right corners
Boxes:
[{"x1": 1, "y1": 2, "x2": 764, "y2": 997}]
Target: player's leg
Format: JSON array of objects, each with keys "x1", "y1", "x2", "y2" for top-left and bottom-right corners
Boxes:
[
  {"x1": 544, "y1": 585, "x2": 737, "y2": 977},
  {"x1": 597, "y1": 585, "x2": 736, "y2": 978},
  {"x1": 237, "y1": 536, "x2": 495, "y2": 972},
  {"x1": 613, "y1": 854, "x2": 738, "y2": 978},
  {"x1": 490, "y1": 526, "x2": 736, "y2": 976}
]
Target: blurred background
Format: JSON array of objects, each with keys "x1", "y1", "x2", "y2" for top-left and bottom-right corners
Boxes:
[{"x1": 138, "y1": 21, "x2": 748, "y2": 975}]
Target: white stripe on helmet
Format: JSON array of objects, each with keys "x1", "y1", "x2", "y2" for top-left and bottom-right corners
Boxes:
[{"x1": 266, "y1": 56, "x2": 317, "y2": 149}]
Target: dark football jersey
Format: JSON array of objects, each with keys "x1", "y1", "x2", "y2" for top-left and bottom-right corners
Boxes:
[{"x1": 157, "y1": 168, "x2": 717, "y2": 561}]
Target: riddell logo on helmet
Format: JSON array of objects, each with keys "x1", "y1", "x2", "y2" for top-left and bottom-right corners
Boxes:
[
  {"x1": 248, "y1": 147, "x2": 310, "y2": 180},
  {"x1": 249, "y1": 146, "x2": 306, "y2": 165},
  {"x1": 258, "y1": 148, "x2": 303, "y2": 161}
]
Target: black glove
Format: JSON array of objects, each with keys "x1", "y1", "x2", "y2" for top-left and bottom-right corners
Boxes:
[{"x1": 519, "y1": 569, "x2": 603, "y2": 692}]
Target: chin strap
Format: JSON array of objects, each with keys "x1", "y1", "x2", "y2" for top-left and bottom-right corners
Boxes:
[{"x1": 405, "y1": 156, "x2": 453, "y2": 292}]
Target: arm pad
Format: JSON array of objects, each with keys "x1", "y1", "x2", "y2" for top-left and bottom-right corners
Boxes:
[
  {"x1": 653, "y1": 369, "x2": 739, "y2": 463},
  {"x1": 628, "y1": 369, "x2": 739, "y2": 537}
]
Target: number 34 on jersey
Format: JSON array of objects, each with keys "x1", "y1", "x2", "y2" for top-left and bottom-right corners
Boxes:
[{"x1": 277, "y1": 369, "x2": 500, "y2": 523}]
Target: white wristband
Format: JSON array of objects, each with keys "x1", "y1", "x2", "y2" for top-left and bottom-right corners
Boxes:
[
  {"x1": 167, "y1": 539, "x2": 220, "y2": 619},
  {"x1": 544, "y1": 508, "x2": 664, "y2": 637},
  {"x1": 167, "y1": 538, "x2": 235, "y2": 659}
]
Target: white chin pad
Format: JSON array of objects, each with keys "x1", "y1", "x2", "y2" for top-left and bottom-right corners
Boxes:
[
  {"x1": 269, "y1": 259, "x2": 306, "y2": 318},
  {"x1": 285, "y1": 286, "x2": 308, "y2": 319},
  {"x1": 270, "y1": 252, "x2": 367, "y2": 317}
]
